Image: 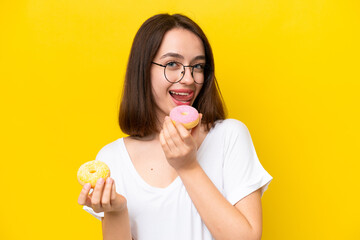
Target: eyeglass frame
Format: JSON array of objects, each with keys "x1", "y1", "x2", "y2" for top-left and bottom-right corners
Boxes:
[{"x1": 151, "y1": 61, "x2": 206, "y2": 84}]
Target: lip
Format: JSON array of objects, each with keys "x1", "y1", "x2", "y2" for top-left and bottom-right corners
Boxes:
[{"x1": 169, "y1": 89, "x2": 194, "y2": 106}]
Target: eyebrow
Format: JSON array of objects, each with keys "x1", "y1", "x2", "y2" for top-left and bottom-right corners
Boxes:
[{"x1": 160, "y1": 52, "x2": 206, "y2": 61}]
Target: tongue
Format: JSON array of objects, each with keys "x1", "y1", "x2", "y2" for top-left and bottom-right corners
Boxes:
[{"x1": 171, "y1": 93, "x2": 192, "y2": 102}]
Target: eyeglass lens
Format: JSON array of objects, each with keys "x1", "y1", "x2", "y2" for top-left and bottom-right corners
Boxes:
[{"x1": 165, "y1": 62, "x2": 204, "y2": 83}]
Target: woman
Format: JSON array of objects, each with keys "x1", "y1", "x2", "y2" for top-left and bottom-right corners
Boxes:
[{"x1": 78, "y1": 13, "x2": 272, "y2": 240}]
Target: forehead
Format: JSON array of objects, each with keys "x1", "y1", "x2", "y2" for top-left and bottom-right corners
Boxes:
[{"x1": 154, "y1": 28, "x2": 205, "y2": 60}]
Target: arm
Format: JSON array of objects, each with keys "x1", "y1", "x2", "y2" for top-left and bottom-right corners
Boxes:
[
  {"x1": 160, "y1": 117, "x2": 263, "y2": 240},
  {"x1": 102, "y1": 210, "x2": 132, "y2": 240},
  {"x1": 177, "y1": 162, "x2": 262, "y2": 240},
  {"x1": 78, "y1": 178, "x2": 132, "y2": 240}
]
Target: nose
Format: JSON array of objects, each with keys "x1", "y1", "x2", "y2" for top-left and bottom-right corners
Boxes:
[{"x1": 179, "y1": 66, "x2": 195, "y2": 84}]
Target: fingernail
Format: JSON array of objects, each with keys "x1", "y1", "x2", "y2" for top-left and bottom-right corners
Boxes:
[{"x1": 97, "y1": 178, "x2": 104, "y2": 184}]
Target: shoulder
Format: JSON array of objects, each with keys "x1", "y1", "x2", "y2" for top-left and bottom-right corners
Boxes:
[
  {"x1": 95, "y1": 138, "x2": 123, "y2": 160},
  {"x1": 212, "y1": 118, "x2": 250, "y2": 136},
  {"x1": 215, "y1": 118, "x2": 247, "y2": 128},
  {"x1": 209, "y1": 119, "x2": 254, "y2": 148}
]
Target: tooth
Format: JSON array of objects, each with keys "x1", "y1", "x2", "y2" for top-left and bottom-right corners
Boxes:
[{"x1": 170, "y1": 91, "x2": 189, "y2": 96}]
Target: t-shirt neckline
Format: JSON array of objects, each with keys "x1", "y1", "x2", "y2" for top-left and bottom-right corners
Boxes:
[
  {"x1": 117, "y1": 124, "x2": 217, "y2": 193},
  {"x1": 119, "y1": 138, "x2": 181, "y2": 193}
]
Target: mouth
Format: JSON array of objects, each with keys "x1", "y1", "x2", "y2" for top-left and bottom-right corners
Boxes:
[{"x1": 169, "y1": 89, "x2": 194, "y2": 105}]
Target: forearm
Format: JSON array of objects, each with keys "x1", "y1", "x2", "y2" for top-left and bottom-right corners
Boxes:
[
  {"x1": 102, "y1": 210, "x2": 132, "y2": 240},
  {"x1": 178, "y1": 162, "x2": 260, "y2": 240}
]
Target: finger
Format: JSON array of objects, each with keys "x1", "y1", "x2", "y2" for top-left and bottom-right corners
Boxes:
[
  {"x1": 162, "y1": 118, "x2": 178, "y2": 151},
  {"x1": 111, "y1": 179, "x2": 117, "y2": 202},
  {"x1": 101, "y1": 177, "x2": 113, "y2": 211},
  {"x1": 175, "y1": 121, "x2": 194, "y2": 146},
  {"x1": 167, "y1": 116, "x2": 182, "y2": 134},
  {"x1": 78, "y1": 183, "x2": 92, "y2": 206},
  {"x1": 159, "y1": 130, "x2": 172, "y2": 155},
  {"x1": 170, "y1": 117, "x2": 194, "y2": 145},
  {"x1": 167, "y1": 116, "x2": 186, "y2": 145},
  {"x1": 91, "y1": 178, "x2": 105, "y2": 212}
]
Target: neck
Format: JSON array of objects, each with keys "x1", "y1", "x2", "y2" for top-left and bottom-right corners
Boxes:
[{"x1": 130, "y1": 132, "x2": 160, "y2": 142}]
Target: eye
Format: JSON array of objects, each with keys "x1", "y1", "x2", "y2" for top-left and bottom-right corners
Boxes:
[
  {"x1": 192, "y1": 63, "x2": 205, "y2": 72},
  {"x1": 166, "y1": 61, "x2": 182, "y2": 70}
]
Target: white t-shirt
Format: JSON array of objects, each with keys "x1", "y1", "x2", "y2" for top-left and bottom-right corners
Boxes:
[{"x1": 84, "y1": 119, "x2": 273, "y2": 240}]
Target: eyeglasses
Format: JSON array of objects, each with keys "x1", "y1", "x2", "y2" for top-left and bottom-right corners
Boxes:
[{"x1": 152, "y1": 61, "x2": 205, "y2": 84}]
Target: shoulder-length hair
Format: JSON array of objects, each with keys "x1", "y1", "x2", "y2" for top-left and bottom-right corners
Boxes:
[{"x1": 119, "y1": 13, "x2": 226, "y2": 137}]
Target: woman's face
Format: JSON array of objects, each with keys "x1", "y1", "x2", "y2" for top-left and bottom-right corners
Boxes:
[{"x1": 151, "y1": 28, "x2": 205, "y2": 121}]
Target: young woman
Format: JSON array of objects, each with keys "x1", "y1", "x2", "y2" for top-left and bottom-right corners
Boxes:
[{"x1": 78, "y1": 13, "x2": 272, "y2": 240}]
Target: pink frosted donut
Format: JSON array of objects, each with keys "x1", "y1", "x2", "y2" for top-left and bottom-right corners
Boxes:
[{"x1": 170, "y1": 105, "x2": 199, "y2": 130}]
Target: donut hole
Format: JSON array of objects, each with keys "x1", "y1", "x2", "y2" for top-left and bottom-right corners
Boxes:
[
  {"x1": 181, "y1": 112, "x2": 189, "y2": 115},
  {"x1": 89, "y1": 169, "x2": 96, "y2": 174}
]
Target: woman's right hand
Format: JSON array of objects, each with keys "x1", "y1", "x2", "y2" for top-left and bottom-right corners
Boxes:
[{"x1": 78, "y1": 177, "x2": 127, "y2": 214}]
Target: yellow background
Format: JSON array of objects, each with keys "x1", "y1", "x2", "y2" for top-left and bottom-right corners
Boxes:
[{"x1": 1, "y1": 0, "x2": 359, "y2": 239}]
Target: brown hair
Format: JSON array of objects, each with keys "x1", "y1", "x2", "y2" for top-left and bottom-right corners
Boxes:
[{"x1": 119, "y1": 13, "x2": 226, "y2": 137}]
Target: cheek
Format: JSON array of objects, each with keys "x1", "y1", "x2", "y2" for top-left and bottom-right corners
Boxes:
[{"x1": 151, "y1": 76, "x2": 171, "y2": 99}]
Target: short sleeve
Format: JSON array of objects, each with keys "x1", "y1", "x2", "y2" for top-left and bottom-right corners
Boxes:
[
  {"x1": 222, "y1": 119, "x2": 272, "y2": 205},
  {"x1": 83, "y1": 204, "x2": 104, "y2": 221}
]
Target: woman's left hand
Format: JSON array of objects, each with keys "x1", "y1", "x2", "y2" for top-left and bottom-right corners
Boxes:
[{"x1": 159, "y1": 115, "x2": 202, "y2": 172}]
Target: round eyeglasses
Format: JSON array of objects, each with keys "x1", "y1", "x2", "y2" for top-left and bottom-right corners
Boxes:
[{"x1": 152, "y1": 61, "x2": 205, "y2": 84}]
